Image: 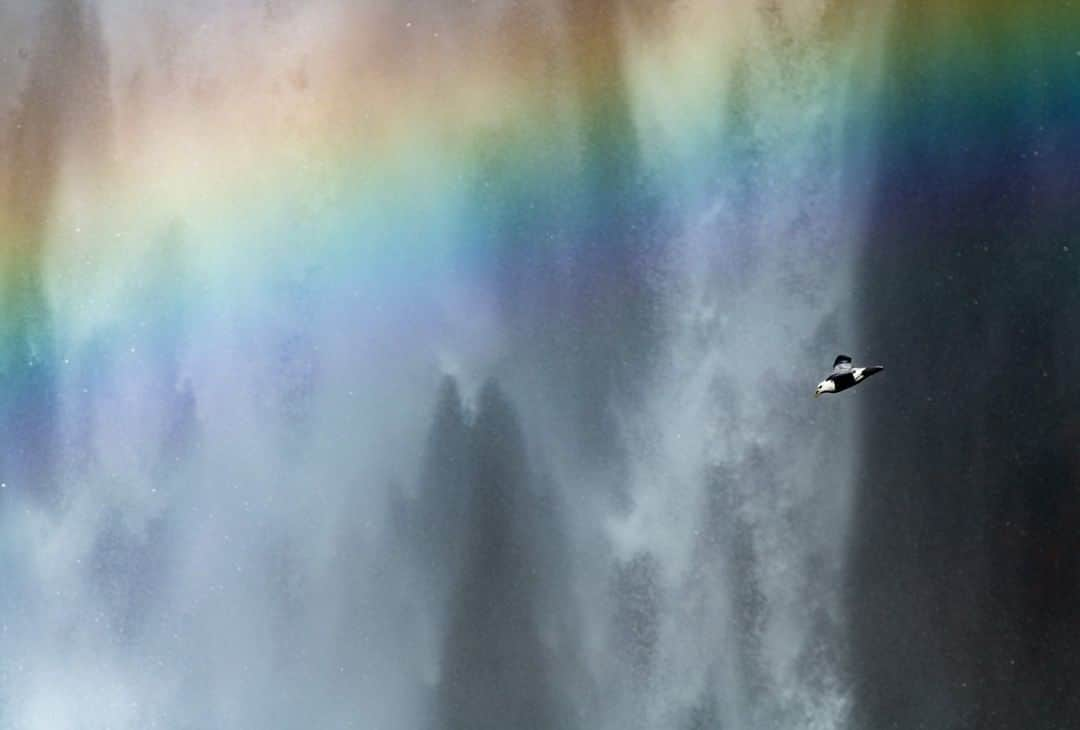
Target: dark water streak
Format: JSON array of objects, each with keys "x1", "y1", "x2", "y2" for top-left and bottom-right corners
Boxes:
[
  {"x1": 1, "y1": 0, "x2": 111, "y2": 501},
  {"x1": 850, "y1": 4, "x2": 1080, "y2": 728}
]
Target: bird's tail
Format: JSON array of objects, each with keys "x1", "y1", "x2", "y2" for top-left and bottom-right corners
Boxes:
[{"x1": 864, "y1": 366, "x2": 884, "y2": 377}]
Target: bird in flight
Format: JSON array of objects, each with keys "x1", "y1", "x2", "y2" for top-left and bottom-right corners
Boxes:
[{"x1": 814, "y1": 355, "x2": 883, "y2": 398}]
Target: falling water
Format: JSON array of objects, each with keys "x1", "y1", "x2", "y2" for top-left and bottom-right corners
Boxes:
[
  {"x1": 595, "y1": 9, "x2": 882, "y2": 729},
  {"x1": 0, "y1": 2, "x2": 897, "y2": 729}
]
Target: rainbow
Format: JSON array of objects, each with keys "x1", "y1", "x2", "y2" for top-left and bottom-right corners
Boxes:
[{"x1": 0, "y1": 0, "x2": 1077, "y2": 484}]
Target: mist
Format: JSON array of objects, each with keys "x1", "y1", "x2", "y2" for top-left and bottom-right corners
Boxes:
[{"x1": 1, "y1": 2, "x2": 1076, "y2": 729}]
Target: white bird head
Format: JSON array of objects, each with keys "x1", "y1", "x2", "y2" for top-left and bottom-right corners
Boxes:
[{"x1": 814, "y1": 380, "x2": 836, "y2": 398}]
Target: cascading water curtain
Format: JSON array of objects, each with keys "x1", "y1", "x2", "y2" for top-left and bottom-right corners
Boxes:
[{"x1": 1, "y1": 2, "x2": 1076, "y2": 730}]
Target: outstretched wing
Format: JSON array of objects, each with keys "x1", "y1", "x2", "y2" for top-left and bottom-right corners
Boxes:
[{"x1": 832, "y1": 354, "x2": 853, "y2": 374}]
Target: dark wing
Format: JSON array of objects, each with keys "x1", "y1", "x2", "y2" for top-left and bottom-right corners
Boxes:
[{"x1": 832, "y1": 354, "x2": 853, "y2": 374}]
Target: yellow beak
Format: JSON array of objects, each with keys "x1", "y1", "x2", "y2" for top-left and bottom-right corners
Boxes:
[{"x1": 814, "y1": 391, "x2": 820, "y2": 398}]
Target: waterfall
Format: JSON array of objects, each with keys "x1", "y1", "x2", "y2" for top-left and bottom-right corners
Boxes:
[
  {"x1": 597, "y1": 9, "x2": 880, "y2": 729},
  {"x1": 6, "y1": 3, "x2": 1075, "y2": 728},
  {"x1": 0, "y1": 3, "x2": 899, "y2": 729}
]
